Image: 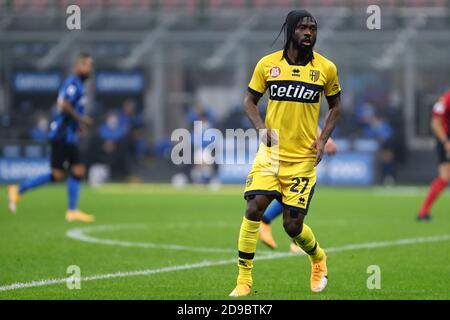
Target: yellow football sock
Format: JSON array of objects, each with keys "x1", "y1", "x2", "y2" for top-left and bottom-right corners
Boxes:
[
  {"x1": 292, "y1": 224, "x2": 325, "y2": 263},
  {"x1": 236, "y1": 217, "x2": 260, "y2": 287}
]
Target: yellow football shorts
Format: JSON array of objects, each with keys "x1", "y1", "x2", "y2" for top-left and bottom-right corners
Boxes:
[{"x1": 244, "y1": 152, "x2": 317, "y2": 214}]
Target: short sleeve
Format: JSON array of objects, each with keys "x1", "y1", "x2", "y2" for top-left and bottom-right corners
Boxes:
[
  {"x1": 324, "y1": 62, "x2": 341, "y2": 98},
  {"x1": 432, "y1": 97, "x2": 446, "y2": 117},
  {"x1": 57, "y1": 81, "x2": 78, "y2": 105},
  {"x1": 247, "y1": 59, "x2": 267, "y2": 97}
]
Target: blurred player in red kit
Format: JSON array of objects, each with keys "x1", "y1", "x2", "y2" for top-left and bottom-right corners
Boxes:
[{"x1": 417, "y1": 90, "x2": 450, "y2": 221}]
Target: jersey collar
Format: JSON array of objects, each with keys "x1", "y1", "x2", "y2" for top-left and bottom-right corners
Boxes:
[{"x1": 283, "y1": 51, "x2": 315, "y2": 66}]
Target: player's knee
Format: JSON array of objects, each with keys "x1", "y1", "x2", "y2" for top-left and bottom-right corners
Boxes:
[
  {"x1": 439, "y1": 164, "x2": 450, "y2": 182},
  {"x1": 283, "y1": 220, "x2": 303, "y2": 238},
  {"x1": 442, "y1": 171, "x2": 450, "y2": 182},
  {"x1": 245, "y1": 204, "x2": 261, "y2": 221},
  {"x1": 283, "y1": 208, "x2": 304, "y2": 237},
  {"x1": 439, "y1": 173, "x2": 450, "y2": 183},
  {"x1": 51, "y1": 170, "x2": 65, "y2": 182},
  {"x1": 245, "y1": 199, "x2": 265, "y2": 221}
]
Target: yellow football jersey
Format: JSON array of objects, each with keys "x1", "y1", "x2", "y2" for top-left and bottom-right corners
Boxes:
[{"x1": 248, "y1": 49, "x2": 341, "y2": 162}]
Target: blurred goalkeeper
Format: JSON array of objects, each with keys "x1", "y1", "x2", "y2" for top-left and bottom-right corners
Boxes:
[
  {"x1": 417, "y1": 90, "x2": 450, "y2": 221},
  {"x1": 7, "y1": 53, "x2": 95, "y2": 222}
]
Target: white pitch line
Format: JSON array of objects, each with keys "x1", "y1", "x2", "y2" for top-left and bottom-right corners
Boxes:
[
  {"x1": 1, "y1": 234, "x2": 449, "y2": 293},
  {"x1": 66, "y1": 224, "x2": 236, "y2": 254}
]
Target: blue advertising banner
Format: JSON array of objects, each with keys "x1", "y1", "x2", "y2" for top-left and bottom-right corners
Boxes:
[
  {"x1": 218, "y1": 164, "x2": 252, "y2": 184},
  {"x1": 0, "y1": 158, "x2": 50, "y2": 183},
  {"x1": 96, "y1": 72, "x2": 144, "y2": 93},
  {"x1": 219, "y1": 153, "x2": 375, "y2": 186},
  {"x1": 316, "y1": 153, "x2": 375, "y2": 186},
  {"x1": 14, "y1": 72, "x2": 62, "y2": 92}
]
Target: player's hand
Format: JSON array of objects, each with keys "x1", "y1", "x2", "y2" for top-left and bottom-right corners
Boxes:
[
  {"x1": 82, "y1": 116, "x2": 94, "y2": 128},
  {"x1": 324, "y1": 138, "x2": 337, "y2": 155},
  {"x1": 261, "y1": 128, "x2": 278, "y2": 147},
  {"x1": 444, "y1": 140, "x2": 450, "y2": 153},
  {"x1": 310, "y1": 138, "x2": 326, "y2": 167}
]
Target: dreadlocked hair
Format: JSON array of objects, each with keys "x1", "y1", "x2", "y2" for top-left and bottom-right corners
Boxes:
[{"x1": 272, "y1": 10, "x2": 317, "y2": 62}]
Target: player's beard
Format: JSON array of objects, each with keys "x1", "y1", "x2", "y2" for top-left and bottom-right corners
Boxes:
[{"x1": 293, "y1": 38, "x2": 315, "y2": 59}]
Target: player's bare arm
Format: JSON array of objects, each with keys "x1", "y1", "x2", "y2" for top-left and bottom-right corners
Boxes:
[
  {"x1": 244, "y1": 91, "x2": 277, "y2": 147},
  {"x1": 57, "y1": 99, "x2": 93, "y2": 128},
  {"x1": 317, "y1": 126, "x2": 337, "y2": 155},
  {"x1": 311, "y1": 94, "x2": 341, "y2": 166}
]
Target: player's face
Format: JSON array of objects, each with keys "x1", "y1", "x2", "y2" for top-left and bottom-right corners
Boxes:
[
  {"x1": 75, "y1": 57, "x2": 93, "y2": 80},
  {"x1": 292, "y1": 17, "x2": 317, "y2": 50}
]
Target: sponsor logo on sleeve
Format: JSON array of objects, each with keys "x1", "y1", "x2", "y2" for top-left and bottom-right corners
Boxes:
[{"x1": 270, "y1": 66, "x2": 281, "y2": 78}]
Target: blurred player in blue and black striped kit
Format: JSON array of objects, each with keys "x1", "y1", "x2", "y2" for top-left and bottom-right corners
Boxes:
[{"x1": 7, "y1": 53, "x2": 95, "y2": 222}]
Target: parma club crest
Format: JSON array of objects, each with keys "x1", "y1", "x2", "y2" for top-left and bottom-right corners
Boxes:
[{"x1": 309, "y1": 70, "x2": 320, "y2": 82}]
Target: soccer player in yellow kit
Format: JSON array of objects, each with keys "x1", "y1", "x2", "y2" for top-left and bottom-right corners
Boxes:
[{"x1": 229, "y1": 10, "x2": 342, "y2": 297}]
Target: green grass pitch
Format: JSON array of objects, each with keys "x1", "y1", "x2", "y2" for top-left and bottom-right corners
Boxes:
[{"x1": 0, "y1": 184, "x2": 449, "y2": 300}]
